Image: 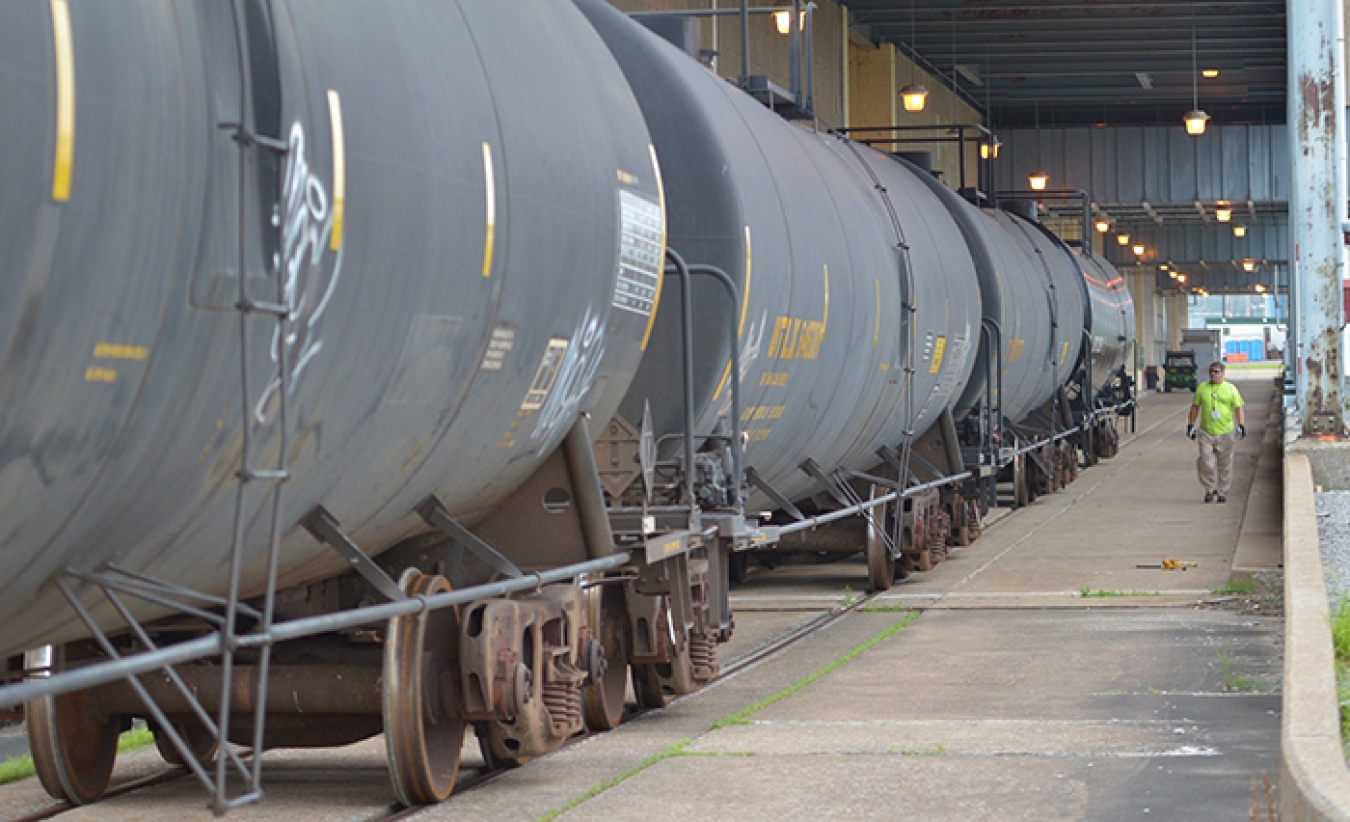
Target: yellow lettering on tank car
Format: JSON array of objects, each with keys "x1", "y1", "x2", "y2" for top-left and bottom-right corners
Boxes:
[
  {"x1": 1060, "y1": 340, "x2": 1071, "y2": 364},
  {"x1": 84, "y1": 366, "x2": 116, "y2": 383},
  {"x1": 93, "y1": 343, "x2": 148, "y2": 360},
  {"x1": 929, "y1": 336, "x2": 946, "y2": 374},
  {"x1": 759, "y1": 371, "x2": 789, "y2": 387}
]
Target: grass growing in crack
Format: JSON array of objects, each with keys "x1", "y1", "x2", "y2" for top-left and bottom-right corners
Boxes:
[
  {"x1": 1080, "y1": 588, "x2": 1161, "y2": 598},
  {"x1": 714, "y1": 611, "x2": 919, "y2": 729},
  {"x1": 0, "y1": 726, "x2": 155, "y2": 786},
  {"x1": 1210, "y1": 581, "x2": 1257, "y2": 596},
  {"x1": 535, "y1": 612, "x2": 920, "y2": 820},
  {"x1": 840, "y1": 585, "x2": 860, "y2": 608},
  {"x1": 1217, "y1": 646, "x2": 1258, "y2": 692},
  {"x1": 536, "y1": 740, "x2": 692, "y2": 822},
  {"x1": 860, "y1": 604, "x2": 914, "y2": 614}
]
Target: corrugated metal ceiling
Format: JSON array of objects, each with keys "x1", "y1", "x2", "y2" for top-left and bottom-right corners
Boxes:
[{"x1": 846, "y1": 1, "x2": 1287, "y2": 129}]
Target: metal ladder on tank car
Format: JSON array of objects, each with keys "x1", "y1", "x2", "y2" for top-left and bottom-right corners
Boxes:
[{"x1": 19, "y1": 1, "x2": 296, "y2": 812}]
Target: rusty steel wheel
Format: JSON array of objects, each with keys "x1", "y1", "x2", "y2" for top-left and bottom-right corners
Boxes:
[
  {"x1": 865, "y1": 488, "x2": 895, "y2": 592},
  {"x1": 384, "y1": 570, "x2": 465, "y2": 807},
  {"x1": 152, "y1": 719, "x2": 218, "y2": 769},
  {"x1": 27, "y1": 686, "x2": 121, "y2": 804},
  {"x1": 581, "y1": 580, "x2": 628, "y2": 731}
]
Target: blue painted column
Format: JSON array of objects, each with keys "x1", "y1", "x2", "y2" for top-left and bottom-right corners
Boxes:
[{"x1": 1289, "y1": 0, "x2": 1347, "y2": 434}]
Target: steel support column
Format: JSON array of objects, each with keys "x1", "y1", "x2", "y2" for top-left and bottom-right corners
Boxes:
[{"x1": 1289, "y1": 0, "x2": 1347, "y2": 434}]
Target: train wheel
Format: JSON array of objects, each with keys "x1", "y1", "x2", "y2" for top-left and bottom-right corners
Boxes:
[
  {"x1": 631, "y1": 662, "x2": 666, "y2": 709},
  {"x1": 1014, "y1": 455, "x2": 1031, "y2": 508},
  {"x1": 152, "y1": 720, "x2": 218, "y2": 769},
  {"x1": 27, "y1": 688, "x2": 121, "y2": 805},
  {"x1": 1084, "y1": 427, "x2": 1099, "y2": 467},
  {"x1": 865, "y1": 491, "x2": 895, "y2": 592},
  {"x1": 384, "y1": 571, "x2": 465, "y2": 806},
  {"x1": 474, "y1": 724, "x2": 531, "y2": 770},
  {"x1": 582, "y1": 581, "x2": 629, "y2": 731}
]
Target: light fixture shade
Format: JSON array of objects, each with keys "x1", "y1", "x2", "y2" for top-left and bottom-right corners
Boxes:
[
  {"x1": 900, "y1": 84, "x2": 928, "y2": 112},
  {"x1": 1202, "y1": 68, "x2": 1219, "y2": 78},
  {"x1": 1027, "y1": 171, "x2": 1048, "y2": 191},
  {"x1": 1160, "y1": 263, "x2": 1170, "y2": 270},
  {"x1": 1132, "y1": 244, "x2": 1146, "y2": 256},
  {"x1": 1116, "y1": 233, "x2": 1130, "y2": 246},
  {"x1": 1215, "y1": 207, "x2": 1232, "y2": 222},
  {"x1": 980, "y1": 140, "x2": 1002, "y2": 160},
  {"x1": 1094, "y1": 219, "x2": 1110, "y2": 233},
  {"x1": 1184, "y1": 109, "x2": 1210, "y2": 135},
  {"x1": 1233, "y1": 225, "x2": 1247, "y2": 237},
  {"x1": 1242, "y1": 259, "x2": 1256, "y2": 272},
  {"x1": 774, "y1": 9, "x2": 806, "y2": 35},
  {"x1": 1255, "y1": 283, "x2": 1266, "y2": 293},
  {"x1": 1177, "y1": 274, "x2": 1187, "y2": 283}
]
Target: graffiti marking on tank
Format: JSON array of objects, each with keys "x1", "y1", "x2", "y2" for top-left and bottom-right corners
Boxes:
[
  {"x1": 481, "y1": 326, "x2": 516, "y2": 372},
  {"x1": 525, "y1": 310, "x2": 607, "y2": 446},
  {"x1": 1006, "y1": 338, "x2": 1026, "y2": 363},
  {"x1": 255, "y1": 121, "x2": 345, "y2": 423}
]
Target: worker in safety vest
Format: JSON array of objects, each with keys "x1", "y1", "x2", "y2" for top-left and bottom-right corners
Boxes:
[{"x1": 1185, "y1": 361, "x2": 1246, "y2": 503}]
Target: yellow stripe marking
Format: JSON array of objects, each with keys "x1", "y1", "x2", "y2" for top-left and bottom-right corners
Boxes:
[
  {"x1": 873, "y1": 279, "x2": 880, "y2": 348},
  {"x1": 327, "y1": 90, "x2": 346, "y2": 250},
  {"x1": 929, "y1": 336, "x2": 947, "y2": 374},
  {"x1": 481, "y1": 142, "x2": 496, "y2": 277},
  {"x1": 641, "y1": 145, "x2": 667, "y2": 348},
  {"x1": 714, "y1": 225, "x2": 755, "y2": 399},
  {"x1": 50, "y1": 0, "x2": 75, "y2": 202}
]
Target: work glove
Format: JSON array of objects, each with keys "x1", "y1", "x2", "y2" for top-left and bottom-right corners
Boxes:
[
  {"x1": 1186, "y1": 424, "x2": 1196, "y2": 440},
  {"x1": 1237, "y1": 424, "x2": 1246, "y2": 440}
]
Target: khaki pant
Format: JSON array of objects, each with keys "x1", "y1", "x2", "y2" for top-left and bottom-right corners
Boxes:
[{"x1": 1196, "y1": 429, "x2": 1237, "y2": 494}]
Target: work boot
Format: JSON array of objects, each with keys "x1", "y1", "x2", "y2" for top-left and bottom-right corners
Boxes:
[
  {"x1": 1204, "y1": 491, "x2": 1215, "y2": 503},
  {"x1": 1216, "y1": 494, "x2": 1227, "y2": 503}
]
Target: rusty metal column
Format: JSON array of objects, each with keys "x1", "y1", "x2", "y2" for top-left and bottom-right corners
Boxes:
[{"x1": 1289, "y1": 0, "x2": 1347, "y2": 434}]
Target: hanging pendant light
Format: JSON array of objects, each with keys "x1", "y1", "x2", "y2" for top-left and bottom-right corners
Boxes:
[
  {"x1": 1028, "y1": 171, "x2": 1049, "y2": 190},
  {"x1": 900, "y1": 0, "x2": 927, "y2": 112},
  {"x1": 1094, "y1": 219, "x2": 1111, "y2": 233},
  {"x1": 1233, "y1": 224, "x2": 1247, "y2": 237},
  {"x1": 1116, "y1": 233, "x2": 1130, "y2": 246},
  {"x1": 1184, "y1": 7, "x2": 1209, "y2": 135}
]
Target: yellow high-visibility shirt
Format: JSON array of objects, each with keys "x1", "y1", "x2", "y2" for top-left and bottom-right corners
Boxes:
[{"x1": 1193, "y1": 381, "x2": 1245, "y2": 436}]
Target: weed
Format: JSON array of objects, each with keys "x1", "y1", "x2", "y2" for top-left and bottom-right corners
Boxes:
[
  {"x1": 840, "y1": 585, "x2": 860, "y2": 608},
  {"x1": 1210, "y1": 581, "x2": 1257, "y2": 596},
  {"x1": 1331, "y1": 594, "x2": 1350, "y2": 747},
  {"x1": 1080, "y1": 589, "x2": 1161, "y2": 598},
  {"x1": 1248, "y1": 772, "x2": 1276, "y2": 820},
  {"x1": 860, "y1": 604, "x2": 914, "y2": 614},
  {"x1": 0, "y1": 754, "x2": 33, "y2": 786},
  {"x1": 898, "y1": 744, "x2": 946, "y2": 756},
  {"x1": 118, "y1": 725, "x2": 154, "y2": 754},
  {"x1": 1217, "y1": 646, "x2": 1257, "y2": 692}
]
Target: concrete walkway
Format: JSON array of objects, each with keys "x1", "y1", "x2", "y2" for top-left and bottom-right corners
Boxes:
[{"x1": 415, "y1": 377, "x2": 1284, "y2": 822}]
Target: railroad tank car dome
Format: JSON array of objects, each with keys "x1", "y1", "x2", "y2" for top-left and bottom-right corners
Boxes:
[
  {"x1": 0, "y1": 0, "x2": 660, "y2": 657},
  {"x1": 575, "y1": 0, "x2": 982, "y2": 508}
]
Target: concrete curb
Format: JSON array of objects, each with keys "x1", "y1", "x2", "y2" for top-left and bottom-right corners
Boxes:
[{"x1": 1282, "y1": 452, "x2": 1350, "y2": 820}]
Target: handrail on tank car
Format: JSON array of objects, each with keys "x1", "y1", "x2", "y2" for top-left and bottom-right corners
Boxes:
[
  {"x1": 777, "y1": 472, "x2": 973, "y2": 536},
  {"x1": 838, "y1": 123, "x2": 996, "y2": 197},
  {"x1": 664, "y1": 250, "x2": 699, "y2": 517},
  {"x1": 0, "y1": 552, "x2": 632, "y2": 712},
  {"x1": 994, "y1": 188, "x2": 1093, "y2": 259},
  {"x1": 689, "y1": 263, "x2": 745, "y2": 507},
  {"x1": 661, "y1": 251, "x2": 746, "y2": 511},
  {"x1": 629, "y1": 3, "x2": 818, "y2": 120}
]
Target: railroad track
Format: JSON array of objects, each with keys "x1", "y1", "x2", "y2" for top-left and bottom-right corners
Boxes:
[{"x1": 3, "y1": 590, "x2": 871, "y2": 822}]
